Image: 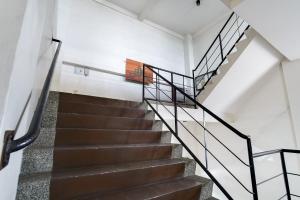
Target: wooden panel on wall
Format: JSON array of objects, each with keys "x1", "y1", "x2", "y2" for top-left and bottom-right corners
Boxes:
[{"x1": 125, "y1": 59, "x2": 153, "y2": 84}]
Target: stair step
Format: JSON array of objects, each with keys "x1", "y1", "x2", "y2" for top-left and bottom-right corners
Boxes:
[
  {"x1": 50, "y1": 159, "x2": 187, "y2": 200},
  {"x1": 58, "y1": 101, "x2": 153, "y2": 118},
  {"x1": 53, "y1": 143, "x2": 179, "y2": 170},
  {"x1": 55, "y1": 129, "x2": 165, "y2": 145},
  {"x1": 59, "y1": 92, "x2": 145, "y2": 109},
  {"x1": 74, "y1": 176, "x2": 203, "y2": 200},
  {"x1": 57, "y1": 113, "x2": 159, "y2": 130}
]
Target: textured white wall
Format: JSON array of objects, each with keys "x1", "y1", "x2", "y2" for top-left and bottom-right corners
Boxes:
[
  {"x1": 54, "y1": 0, "x2": 186, "y2": 101},
  {"x1": 0, "y1": 0, "x2": 57, "y2": 199},
  {"x1": 235, "y1": 0, "x2": 300, "y2": 60}
]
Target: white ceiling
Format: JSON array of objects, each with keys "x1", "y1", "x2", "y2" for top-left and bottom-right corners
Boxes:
[{"x1": 106, "y1": 0, "x2": 230, "y2": 35}]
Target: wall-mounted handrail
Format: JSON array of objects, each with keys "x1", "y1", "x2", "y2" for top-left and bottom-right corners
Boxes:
[
  {"x1": 253, "y1": 149, "x2": 300, "y2": 200},
  {"x1": 0, "y1": 38, "x2": 62, "y2": 170},
  {"x1": 143, "y1": 64, "x2": 259, "y2": 200},
  {"x1": 193, "y1": 12, "x2": 250, "y2": 97}
]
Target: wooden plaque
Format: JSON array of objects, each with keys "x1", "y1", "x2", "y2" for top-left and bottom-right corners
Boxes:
[{"x1": 125, "y1": 59, "x2": 153, "y2": 84}]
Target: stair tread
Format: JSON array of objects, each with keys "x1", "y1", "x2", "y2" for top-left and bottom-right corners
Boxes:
[
  {"x1": 56, "y1": 128, "x2": 167, "y2": 133},
  {"x1": 55, "y1": 143, "x2": 176, "y2": 150},
  {"x1": 57, "y1": 112, "x2": 154, "y2": 120},
  {"x1": 59, "y1": 93, "x2": 143, "y2": 108},
  {"x1": 75, "y1": 175, "x2": 203, "y2": 200},
  {"x1": 52, "y1": 158, "x2": 189, "y2": 179},
  {"x1": 59, "y1": 101, "x2": 147, "y2": 112}
]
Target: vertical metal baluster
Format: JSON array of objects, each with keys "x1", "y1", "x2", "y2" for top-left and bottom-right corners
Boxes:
[
  {"x1": 219, "y1": 34, "x2": 224, "y2": 62},
  {"x1": 236, "y1": 13, "x2": 241, "y2": 37},
  {"x1": 158, "y1": 69, "x2": 160, "y2": 101},
  {"x1": 192, "y1": 72, "x2": 197, "y2": 108},
  {"x1": 247, "y1": 138, "x2": 259, "y2": 200},
  {"x1": 281, "y1": 151, "x2": 291, "y2": 200},
  {"x1": 156, "y1": 70, "x2": 158, "y2": 101},
  {"x1": 203, "y1": 110, "x2": 208, "y2": 169},
  {"x1": 205, "y1": 57, "x2": 209, "y2": 90},
  {"x1": 142, "y1": 64, "x2": 145, "y2": 102},
  {"x1": 173, "y1": 85, "x2": 178, "y2": 136},
  {"x1": 183, "y1": 77, "x2": 185, "y2": 104}
]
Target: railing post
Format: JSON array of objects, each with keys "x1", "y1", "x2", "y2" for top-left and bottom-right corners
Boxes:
[
  {"x1": 173, "y1": 85, "x2": 178, "y2": 136},
  {"x1": 142, "y1": 64, "x2": 145, "y2": 102},
  {"x1": 219, "y1": 35, "x2": 224, "y2": 61},
  {"x1": 281, "y1": 151, "x2": 291, "y2": 200},
  {"x1": 247, "y1": 138, "x2": 259, "y2": 200},
  {"x1": 171, "y1": 73, "x2": 178, "y2": 135},
  {"x1": 192, "y1": 72, "x2": 197, "y2": 108}
]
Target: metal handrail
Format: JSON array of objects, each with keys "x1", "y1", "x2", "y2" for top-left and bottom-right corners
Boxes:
[
  {"x1": 192, "y1": 12, "x2": 250, "y2": 97},
  {"x1": 253, "y1": 149, "x2": 300, "y2": 200},
  {"x1": 0, "y1": 38, "x2": 62, "y2": 169},
  {"x1": 143, "y1": 64, "x2": 258, "y2": 200}
]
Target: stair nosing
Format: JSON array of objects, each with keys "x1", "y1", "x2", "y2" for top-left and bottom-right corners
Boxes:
[
  {"x1": 58, "y1": 101, "x2": 149, "y2": 111},
  {"x1": 54, "y1": 143, "x2": 177, "y2": 150},
  {"x1": 59, "y1": 92, "x2": 142, "y2": 102},
  {"x1": 57, "y1": 112, "x2": 157, "y2": 121},
  {"x1": 75, "y1": 175, "x2": 203, "y2": 200},
  {"x1": 52, "y1": 158, "x2": 188, "y2": 180},
  {"x1": 56, "y1": 128, "x2": 168, "y2": 133}
]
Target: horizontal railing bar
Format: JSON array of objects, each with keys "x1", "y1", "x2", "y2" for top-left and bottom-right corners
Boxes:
[
  {"x1": 63, "y1": 61, "x2": 125, "y2": 77},
  {"x1": 253, "y1": 148, "x2": 300, "y2": 158},
  {"x1": 282, "y1": 149, "x2": 300, "y2": 154},
  {"x1": 146, "y1": 65, "x2": 250, "y2": 140},
  {"x1": 193, "y1": 12, "x2": 235, "y2": 72},
  {"x1": 144, "y1": 98, "x2": 234, "y2": 200},
  {"x1": 256, "y1": 173, "x2": 283, "y2": 186},
  {"x1": 253, "y1": 149, "x2": 282, "y2": 158},
  {"x1": 278, "y1": 194, "x2": 287, "y2": 200},
  {"x1": 146, "y1": 81, "x2": 253, "y2": 193},
  {"x1": 146, "y1": 64, "x2": 193, "y2": 79},
  {"x1": 176, "y1": 105, "x2": 250, "y2": 167},
  {"x1": 147, "y1": 82, "x2": 253, "y2": 193},
  {"x1": 287, "y1": 172, "x2": 300, "y2": 177},
  {"x1": 221, "y1": 16, "x2": 241, "y2": 41},
  {"x1": 176, "y1": 118, "x2": 253, "y2": 194},
  {"x1": 291, "y1": 194, "x2": 300, "y2": 198}
]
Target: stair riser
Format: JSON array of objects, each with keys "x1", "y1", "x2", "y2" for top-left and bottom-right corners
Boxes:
[
  {"x1": 53, "y1": 146, "x2": 173, "y2": 170},
  {"x1": 151, "y1": 186, "x2": 201, "y2": 200},
  {"x1": 56, "y1": 114, "x2": 155, "y2": 130},
  {"x1": 50, "y1": 163, "x2": 185, "y2": 200},
  {"x1": 55, "y1": 129, "x2": 162, "y2": 145},
  {"x1": 59, "y1": 93, "x2": 145, "y2": 109},
  {"x1": 58, "y1": 102, "x2": 150, "y2": 118}
]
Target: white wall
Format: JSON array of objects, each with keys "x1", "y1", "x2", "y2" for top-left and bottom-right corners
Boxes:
[
  {"x1": 193, "y1": 16, "x2": 228, "y2": 67},
  {"x1": 54, "y1": 0, "x2": 186, "y2": 100},
  {"x1": 0, "y1": 0, "x2": 57, "y2": 199},
  {"x1": 235, "y1": 0, "x2": 300, "y2": 61},
  {"x1": 0, "y1": 0, "x2": 28, "y2": 131},
  {"x1": 282, "y1": 59, "x2": 300, "y2": 150}
]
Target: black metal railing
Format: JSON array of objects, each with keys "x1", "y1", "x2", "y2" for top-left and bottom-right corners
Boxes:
[
  {"x1": 193, "y1": 12, "x2": 250, "y2": 97},
  {"x1": 253, "y1": 149, "x2": 300, "y2": 200},
  {"x1": 143, "y1": 64, "x2": 196, "y2": 107},
  {"x1": 143, "y1": 64, "x2": 258, "y2": 200},
  {"x1": 0, "y1": 38, "x2": 62, "y2": 169}
]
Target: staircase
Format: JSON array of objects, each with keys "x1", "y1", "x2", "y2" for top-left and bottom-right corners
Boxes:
[
  {"x1": 193, "y1": 12, "x2": 257, "y2": 103},
  {"x1": 196, "y1": 27, "x2": 256, "y2": 103},
  {"x1": 16, "y1": 92, "x2": 215, "y2": 200}
]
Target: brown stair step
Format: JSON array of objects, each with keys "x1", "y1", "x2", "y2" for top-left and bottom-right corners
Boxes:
[
  {"x1": 55, "y1": 129, "x2": 165, "y2": 145},
  {"x1": 72, "y1": 175, "x2": 203, "y2": 200},
  {"x1": 58, "y1": 101, "x2": 153, "y2": 118},
  {"x1": 50, "y1": 159, "x2": 187, "y2": 200},
  {"x1": 56, "y1": 113, "x2": 158, "y2": 130},
  {"x1": 59, "y1": 92, "x2": 145, "y2": 109},
  {"x1": 53, "y1": 143, "x2": 178, "y2": 170}
]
